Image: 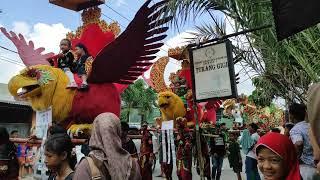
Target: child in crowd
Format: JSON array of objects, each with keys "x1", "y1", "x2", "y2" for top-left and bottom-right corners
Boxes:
[
  {"x1": 48, "y1": 39, "x2": 77, "y2": 88},
  {"x1": 228, "y1": 132, "x2": 242, "y2": 180},
  {"x1": 45, "y1": 133, "x2": 76, "y2": 180},
  {"x1": 210, "y1": 125, "x2": 226, "y2": 180}
]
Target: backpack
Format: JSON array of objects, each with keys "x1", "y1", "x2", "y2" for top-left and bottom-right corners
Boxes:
[{"x1": 85, "y1": 157, "x2": 102, "y2": 180}]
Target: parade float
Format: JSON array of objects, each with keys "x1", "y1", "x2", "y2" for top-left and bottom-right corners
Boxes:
[
  {"x1": 2, "y1": 0, "x2": 172, "y2": 135},
  {"x1": 0, "y1": 1, "x2": 174, "y2": 178},
  {"x1": 222, "y1": 94, "x2": 285, "y2": 129},
  {"x1": 144, "y1": 46, "x2": 222, "y2": 128}
]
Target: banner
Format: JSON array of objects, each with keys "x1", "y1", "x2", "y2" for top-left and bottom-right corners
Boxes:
[
  {"x1": 34, "y1": 107, "x2": 52, "y2": 179},
  {"x1": 271, "y1": 0, "x2": 320, "y2": 40},
  {"x1": 189, "y1": 40, "x2": 237, "y2": 102},
  {"x1": 35, "y1": 107, "x2": 52, "y2": 139},
  {"x1": 161, "y1": 120, "x2": 174, "y2": 164},
  {"x1": 161, "y1": 120, "x2": 174, "y2": 130}
]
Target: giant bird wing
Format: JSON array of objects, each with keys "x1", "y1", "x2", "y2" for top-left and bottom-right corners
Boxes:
[
  {"x1": 0, "y1": 27, "x2": 54, "y2": 66},
  {"x1": 88, "y1": 0, "x2": 171, "y2": 84}
]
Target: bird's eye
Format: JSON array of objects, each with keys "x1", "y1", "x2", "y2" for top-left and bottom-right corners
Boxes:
[{"x1": 25, "y1": 68, "x2": 39, "y2": 78}]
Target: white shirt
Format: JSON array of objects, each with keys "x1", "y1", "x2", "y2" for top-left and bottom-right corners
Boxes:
[
  {"x1": 232, "y1": 109, "x2": 243, "y2": 124},
  {"x1": 246, "y1": 132, "x2": 260, "y2": 159}
]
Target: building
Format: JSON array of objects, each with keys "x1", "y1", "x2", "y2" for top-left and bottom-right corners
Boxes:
[{"x1": 0, "y1": 83, "x2": 34, "y2": 137}]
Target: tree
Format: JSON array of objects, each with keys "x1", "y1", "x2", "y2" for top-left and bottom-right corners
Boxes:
[
  {"x1": 164, "y1": 0, "x2": 320, "y2": 103},
  {"x1": 120, "y1": 79, "x2": 158, "y2": 123}
]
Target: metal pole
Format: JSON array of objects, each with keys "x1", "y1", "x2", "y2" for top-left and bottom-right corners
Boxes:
[
  {"x1": 193, "y1": 103, "x2": 205, "y2": 180},
  {"x1": 187, "y1": 24, "x2": 272, "y2": 48}
]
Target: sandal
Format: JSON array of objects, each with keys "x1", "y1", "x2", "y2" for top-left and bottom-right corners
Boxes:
[{"x1": 66, "y1": 82, "x2": 78, "y2": 89}]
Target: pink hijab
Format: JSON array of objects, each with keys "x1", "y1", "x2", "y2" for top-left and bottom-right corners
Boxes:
[
  {"x1": 255, "y1": 132, "x2": 301, "y2": 180},
  {"x1": 89, "y1": 113, "x2": 132, "y2": 180}
]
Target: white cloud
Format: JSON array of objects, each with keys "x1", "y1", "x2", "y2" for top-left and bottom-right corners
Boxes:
[
  {"x1": 161, "y1": 31, "x2": 196, "y2": 84},
  {"x1": 110, "y1": 0, "x2": 128, "y2": 7},
  {"x1": 234, "y1": 64, "x2": 255, "y2": 95},
  {"x1": 0, "y1": 22, "x2": 71, "y2": 83},
  {"x1": 144, "y1": 30, "x2": 196, "y2": 85},
  {"x1": 225, "y1": 18, "x2": 255, "y2": 95},
  {"x1": 28, "y1": 23, "x2": 71, "y2": 53},
  {"x1": 0, "y1": 52, "x2": 25, "y2": 84},
  {"x1": 12, "y1": 21, "x2": 30, "y2": 35}
]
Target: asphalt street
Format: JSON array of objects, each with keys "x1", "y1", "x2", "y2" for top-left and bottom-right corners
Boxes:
[{"x1": 152, "y1": 153, "x2": 248, "y2": 180}]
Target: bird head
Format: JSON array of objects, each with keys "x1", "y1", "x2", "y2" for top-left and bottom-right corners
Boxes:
[
  {"x1": 8, "y1": 65, "x2": 73, "y2": 113},
  {"x1": 158, "y1": 91, "x2": 181, "y2": 110}
]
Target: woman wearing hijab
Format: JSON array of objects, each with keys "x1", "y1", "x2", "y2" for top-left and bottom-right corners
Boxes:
[
  {"x1": 255, "y1": 132, "x2": 301, "y2": 180},
  {"x1": 73, "y1": 113, "x2": 141, "y2": 180},
  {"x1": 240, "y1": 129, "x2": 254, "y2": 155}
]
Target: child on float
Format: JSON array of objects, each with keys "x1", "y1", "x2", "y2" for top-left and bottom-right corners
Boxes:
[
  {"x1": 48, "y1": 38, "x2": 77, "y2": 88},
  {"x1": 73, "y1": 43, "x2": 92, "y2": 90}
]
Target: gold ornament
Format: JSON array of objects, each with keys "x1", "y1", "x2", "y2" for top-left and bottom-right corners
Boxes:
[
  {"x1": 168, "y1": 46, "x2": 189, "y2": 61},
  {"x1": 66, "y1": 7, "x2": 120, "y2": 40},
  {"x1": 150, "y1": 57, "x2": 171, "y2": 93},
  {"x1": 85, "y1": 56, "x2": 94, "y2": 76}
]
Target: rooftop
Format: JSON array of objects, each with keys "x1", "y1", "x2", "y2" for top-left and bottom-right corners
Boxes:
[{"x1": 0, "y1": 83, "x2": 30, "y2": 106}]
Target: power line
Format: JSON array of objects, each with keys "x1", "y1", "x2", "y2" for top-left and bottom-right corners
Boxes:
[
  {"x1": 0, "y1": 56, "x2": 24, "y2": 66},
  {"x1": 102, "y1": 3, "x2": 174, "y2": 53},
  {"x1": 0, "y1": 45, "x2": 18, "y2": 54},
  {"x1": 0, "y1": 55, "x2": 23, "y2": 65},
  {"x1": 101, "y1": 12, "x2": 126, "y2": 29},
  {"x1": 104, "y1": 4, "x2": 131, "y2": 22},
  {"x1": 239, "y1": 76, "x2": 251, "y2": 84},
  {"x1": 0, "y1": 57, "x2": 24, "y2": 67},
  {"x1": 100, "y1": 12, "x2": 180, "y2": 67},
  {"x1": 102, "y1": 3, "x2": 180, "y2": 68}
]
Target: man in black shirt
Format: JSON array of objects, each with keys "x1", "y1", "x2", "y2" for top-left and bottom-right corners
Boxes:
[
  {"x1": 210, "y1": 126, "x2": 226, "y2": 180},
  {"x1": 121, "y1": 122, "x2": 138, "y2": 158}
]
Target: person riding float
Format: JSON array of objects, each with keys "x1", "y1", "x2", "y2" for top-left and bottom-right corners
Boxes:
[{"x1": 47, "y1": 39, "x2": 78, "y2": 89}]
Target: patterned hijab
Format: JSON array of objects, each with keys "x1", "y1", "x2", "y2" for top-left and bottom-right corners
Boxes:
[{"x1": 89, "y1": 113, "x2": 132, "y2": 180}]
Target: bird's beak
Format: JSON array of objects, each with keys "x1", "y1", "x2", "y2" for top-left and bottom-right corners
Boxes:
[{"x1": 8, "y1": 75, "x2": 41, "y2": 98}]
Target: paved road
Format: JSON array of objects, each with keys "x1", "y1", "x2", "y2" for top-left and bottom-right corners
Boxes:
[
  {"x1": 22, "y1": 139, "x2": 260, "y2": 180},
  {"x1": 22, "y1": 156, "x2": 253, "y2": 180},
  {"x1": 152, "y1": 154, "x2": 247, "y2": 180},
  {"x1": 134, "y1": 138, "x2": 253, "y2": 180}
]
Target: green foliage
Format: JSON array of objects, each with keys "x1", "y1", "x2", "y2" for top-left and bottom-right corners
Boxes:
[
  {"x1": 120, "y1": 79, "x2": 158, "y2": 123},
  {"x1": 164, "y1": 0, "x2": 320, "y2": 103},
  {"x1": 248, "y1": 89, "x2": 272, "y2": 107}
]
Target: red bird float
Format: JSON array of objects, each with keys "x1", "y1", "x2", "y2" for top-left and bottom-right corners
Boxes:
[{"x1": 2, "y1": 0, "x2": 172, "y2": 132}]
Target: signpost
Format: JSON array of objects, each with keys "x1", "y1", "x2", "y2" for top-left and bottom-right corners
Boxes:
[
  {"x1": 189, "y1": 40, "x2": 237, "y2": 102},
  {"x1": 188, "y1": 39, "x2": 237, "y2": 179}
]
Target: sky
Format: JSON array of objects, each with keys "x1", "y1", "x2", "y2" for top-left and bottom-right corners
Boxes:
[{"x1": 0, "y1": 0, "x2": 255, "y2": 95}]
